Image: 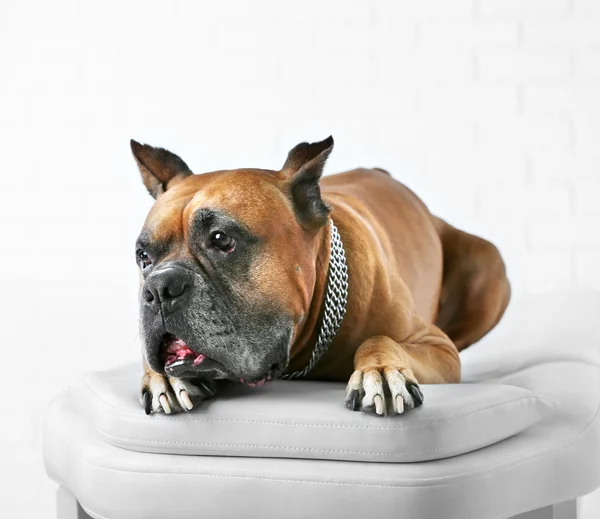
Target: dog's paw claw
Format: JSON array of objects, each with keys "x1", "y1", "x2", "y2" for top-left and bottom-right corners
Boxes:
[
  {"x1": 346, "y1": 389, "x2": 361, "y2": 411},
  {"x1": 373, "y1": 394, "x2": 386, "y2": 416},
  {"x1": 159, "y1": 394, "x2": 171, "y2": 414},
  {"x1": 179, "y1": 390, "x2": 193, "y2": 411},
  {"x1": 141, "y1": 373, "x2": 213, "y2": 415},
  {"x1": 395, "y1": 394, "x2": 404, "y2": 414},
  {"x1": 197, "y1": 379, "x2": 217, "y2": 398},
  {"x1": 142, "y1": 391, "x2": 151, "y2": 415},
  {"x1": 407, "y1": 382, "x2": 424, "y2": 407},
  {"x1": 344, "y1": 367, "x2": 422, "y2": 416}
]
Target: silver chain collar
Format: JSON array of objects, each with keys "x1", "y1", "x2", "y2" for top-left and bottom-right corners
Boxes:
[{"x1": 280, "y1": 219, "x2": 349, "y2": 379}]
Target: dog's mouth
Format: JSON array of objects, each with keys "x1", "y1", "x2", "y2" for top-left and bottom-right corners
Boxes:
[
  {"x1": 160, "y1": 334, "x2": 225, "y2": 379},
  {"x1": 162, "y1": 335, "x2": 206, "y2": 368},
  {"x1": 159, "y1": 334, "x2": 283, "y2": 386}
]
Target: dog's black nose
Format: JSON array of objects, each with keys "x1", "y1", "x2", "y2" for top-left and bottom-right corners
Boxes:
[{"x1": 143, "y1": 267, "x2": 190, "y2": 307}]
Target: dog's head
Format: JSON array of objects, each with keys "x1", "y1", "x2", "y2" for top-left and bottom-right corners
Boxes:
[{"x1": 132, "y1": 137, "x2": 334, "y2": 385}]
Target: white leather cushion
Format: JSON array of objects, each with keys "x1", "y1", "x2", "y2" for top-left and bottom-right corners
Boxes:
[{"x1": 68, "y1": 364, "x2": 556, "y2": 463}]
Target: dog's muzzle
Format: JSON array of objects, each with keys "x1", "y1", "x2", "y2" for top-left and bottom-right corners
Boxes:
[
  {"x1": 142, "y1": 265, "x2": 193, "y2": 315},
  {"x1": 140, "y1": 263, "x2": 289, "y2": 385}
]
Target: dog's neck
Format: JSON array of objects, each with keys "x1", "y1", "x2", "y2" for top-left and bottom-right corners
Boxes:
[{"x1": 285, "y1": 222, "x2": 333, "y2": 374}]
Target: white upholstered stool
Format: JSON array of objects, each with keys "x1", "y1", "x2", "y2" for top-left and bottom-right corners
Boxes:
[{"x1": 43, "y1": 292, "x2": 600, "y2": 519}]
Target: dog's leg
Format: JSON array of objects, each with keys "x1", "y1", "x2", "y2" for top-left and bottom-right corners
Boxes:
[
  {"x1": 140, "y1": 361, "x2": 215, "y2": 415},
  {"x1": 433, "y1": 216, "x2": 511, "y2": 351},
  {"x1": 345, "y1": 325, "x2": 460, "y2": 415}
]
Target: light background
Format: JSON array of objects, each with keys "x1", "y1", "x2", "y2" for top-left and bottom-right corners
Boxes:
[{"x1": 1, "y1": 0, "x2": 599, "y2": 516}]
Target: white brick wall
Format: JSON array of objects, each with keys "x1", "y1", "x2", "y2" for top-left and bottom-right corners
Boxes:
[{"x1": 1, "y1": 1, "x2": 600, "y2": 515}]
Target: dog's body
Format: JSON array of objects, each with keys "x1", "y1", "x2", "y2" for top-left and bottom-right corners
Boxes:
[
  {"x1": 132, "y1": 137, "x2": 510, "y2": 416},
  {"x1": 291, "y1": 168, "x2": 510, "y2": 383}
]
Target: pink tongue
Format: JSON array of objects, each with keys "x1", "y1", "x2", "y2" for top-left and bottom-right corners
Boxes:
[
  {"x1": 240, "y1": 374, "x2": 271, "y2": 388},
  {"x1": 164, "y1": 338, "x2": 205, "y2": 366}
]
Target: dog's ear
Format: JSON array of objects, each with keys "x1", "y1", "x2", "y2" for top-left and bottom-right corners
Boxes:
[
  {"x1": 130, "y1": 140, "x2": 193, "y2": 198},
  {"x1": 280, "y1": 136, "x2": 334, "y2": 229}
]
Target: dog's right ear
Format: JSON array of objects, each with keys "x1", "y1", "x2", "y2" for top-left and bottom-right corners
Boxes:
[
  {"x1": 280, "y1": 136, "x2": 334, "y2": 230},
  {"x1": 130, "y1": 140, "x2": 193, "y2": 198}
]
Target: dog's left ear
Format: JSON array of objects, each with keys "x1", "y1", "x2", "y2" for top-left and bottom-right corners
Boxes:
[
  {"x1": 130, "y1": 140, "x2": 192, "y2": 198},
  {"x1": 280, "y1": 136, "x2": 334, "y2": 229}
]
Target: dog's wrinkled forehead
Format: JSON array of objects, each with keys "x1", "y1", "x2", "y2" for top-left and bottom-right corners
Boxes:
[{"x1": 143, "y1": 170, "x2": 302, "y2": 248}]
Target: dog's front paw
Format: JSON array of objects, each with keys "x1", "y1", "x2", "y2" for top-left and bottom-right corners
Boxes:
[
  {"x1": 344, "y1": 367, "x2": 423, "y2": 416},
  {"x1": 140, "y1": 371, "x2": 216, "y2": 415}
]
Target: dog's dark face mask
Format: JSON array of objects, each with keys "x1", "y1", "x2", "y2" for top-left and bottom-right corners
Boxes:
[{"x1": 131, "y1": 137, "x2": 333, "y2": 385}]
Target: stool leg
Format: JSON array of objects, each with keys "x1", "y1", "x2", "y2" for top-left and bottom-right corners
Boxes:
[
  {"x1": 56, "y1": 487, "x2": 93, "y2": 519},
  {"x1": 553, "y1": 499, "x2": 579, "y2": 519},
  {"x1": 510, "y1": 499, "x2": 579, "y2": 519}
]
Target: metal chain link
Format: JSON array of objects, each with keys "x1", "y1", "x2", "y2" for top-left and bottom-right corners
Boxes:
[{"x1": 280, "y1": 219, "x2": 349, "y2": 379}]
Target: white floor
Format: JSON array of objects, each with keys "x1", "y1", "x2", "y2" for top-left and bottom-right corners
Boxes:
[{"x1": 3, "y1": 441, "x2": 600, "y2": 518}]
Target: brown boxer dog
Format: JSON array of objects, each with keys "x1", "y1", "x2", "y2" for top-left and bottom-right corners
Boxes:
[{"x1": 132, "y1": 137, "x2": 510, "y2": 416}]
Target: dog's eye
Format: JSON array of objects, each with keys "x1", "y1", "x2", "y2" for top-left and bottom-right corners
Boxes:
[
  {"x1": 137, "y1": 250, "x2": 152, "y2": 270},
  {"x1": 210, "y1": 231, "x2": 236, "y2": 253}
]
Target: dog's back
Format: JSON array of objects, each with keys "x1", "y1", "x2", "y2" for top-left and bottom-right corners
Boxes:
[{"x1": 321, "y1": 168, "x2": 510, "y2": 351}]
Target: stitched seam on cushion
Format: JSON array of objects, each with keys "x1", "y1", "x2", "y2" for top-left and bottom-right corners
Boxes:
[
  {"x1": 79, "y1": 379, "x2": 553, "y2": 430},
  {"x1": 50, "y1": 366, "x2": 600, "y2": 489},
  {"x1": 93, "y1": 397, "x2": 545, "y2": 456},
  {"x1": 78, "y1": 418, "x2": 595, "y2": 491},
  {"x1": 53, "y1": 366, "x2": 600, "y2": 489},
  {"x1": 106, "y1": 394, "x2": 552, "y2": 429},
  {"x1": 74, "y1": 406, "x2": 600, "y2": 490},
  {"x1": 79, "y1": 460, "x2": 450, "y2": 488},
  {"x1": 81, "y1": 378, "x2": 486, "y2": 427},
  {"x1": 96, "y1": 431, "x2": 518, "y2": 456}
]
